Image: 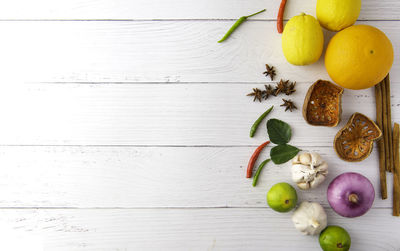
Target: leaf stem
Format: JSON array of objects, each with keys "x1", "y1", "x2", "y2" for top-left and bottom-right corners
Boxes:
[
  {"x1": 218, "y1": 9, "x2": 266, "y2": 43},
  {"x1": 246, "y1": 9, "x2": 266, "y2": 18}
]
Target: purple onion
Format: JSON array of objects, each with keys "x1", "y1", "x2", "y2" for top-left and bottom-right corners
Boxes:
[{"x1": 327, "y1": 172, "x2": 375, "y2": 218}]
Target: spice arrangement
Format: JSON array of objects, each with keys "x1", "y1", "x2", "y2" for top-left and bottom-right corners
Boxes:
[
  {"x1": 247, "y1": 118, "x2": 299, "y2": 180},
  {"x1": 247, "y1": 65, "x2": 298, "y2": 112},
  {"x1": 219, "y1": 0, "x2": 397, "y2": 249},
  {"x1": 247, "y1": 78, "x2": 297, "y2": 102}
]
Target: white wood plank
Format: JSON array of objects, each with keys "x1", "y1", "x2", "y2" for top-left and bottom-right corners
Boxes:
[
  {"x1": 0, "y1": 0, "x2": 399, "y2": 20},
  {"x1": 0, "y1": 208, "x2": 398, "y2": 250},
  {"x1": 0, "y1": 145, "x2": 393, "y2": 208},
  {"x1": 0, "y1": 21, "x2": 398, "y2": 83},
  {"x1": 0, "y1": 83, "x2": 398, "y2": 146}
]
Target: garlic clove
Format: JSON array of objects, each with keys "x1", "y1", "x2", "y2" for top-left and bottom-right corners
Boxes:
[
  {"x1": 291, "y1": 164, "x2": 307, "y2": 182},
  {"x1": 310, "y1": 175, "x2": 325, "y2": 188},
  {"x1": 309, "y1": 219, "x2": 320, "y2": 228},
  {"x1": 310, "y1": 152, "x2": 323, "y2": 166},
  {"x1": 292, "y1": 154, "x2": 301, "y2": 164},
  {"x1": 299, "y1": 152, "x2": 312, "y2": 165},
  {"x1": 318, "y1": 162, "x2": 329, "y2": 172},
  {"x1": 297, "y1": 182, "x2": 310, "y2": 190}
]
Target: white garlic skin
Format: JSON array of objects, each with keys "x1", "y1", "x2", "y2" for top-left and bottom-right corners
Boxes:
[
  {"x1": 291, "y1": 152, "x2": 328, "y2": 190},
  {"x1": 292, "y1": 201, "x2": 327, "y2": 236}
]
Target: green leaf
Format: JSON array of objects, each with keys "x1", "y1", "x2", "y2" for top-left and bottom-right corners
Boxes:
[
  {"x1": 270, "y1": 144, "x2": 300, "y2": 164},
  {"x1": 267, "y1": 119, "x2": 292, "y2": 145}
]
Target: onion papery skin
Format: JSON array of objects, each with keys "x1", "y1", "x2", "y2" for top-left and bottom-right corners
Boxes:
[{"x1": 327, "y1": 172, "x2": 375, "y2": 218}]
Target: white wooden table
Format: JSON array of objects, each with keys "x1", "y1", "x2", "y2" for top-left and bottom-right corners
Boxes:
[{"x1": 0, "y1": 0, "x2": 399, "y2": 250}]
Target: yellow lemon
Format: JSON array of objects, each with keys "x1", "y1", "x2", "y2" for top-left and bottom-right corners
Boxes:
[
  {"x1": 317, "y1": 0, "x2": 361, "y2": 32},
  {"x1": 282, "y1": 13, "x2": 324, "y2": 66},
  {"x1": 325, "y1": 25, "x2": 393, "y2": 90}
]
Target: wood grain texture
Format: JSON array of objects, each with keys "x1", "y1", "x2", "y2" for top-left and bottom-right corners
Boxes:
[
  {"x1": 0, "y1": 0, "x2": 399, "y2": 20},
  {"x1": 0, "y1": 83, "x2": 398, "y2": 146},
  {"x1": 0, "y1": 145, "x2": 393, "y2": 208},
  {"x1": 0, "y1": 1, "x2": 399, "y2": 250},
  {"x1": 0, "y1": 208, "x2": 398, "y2": 251},
  {"x1": 0, "y1": 21, "x2": 398, "y2": 83}
]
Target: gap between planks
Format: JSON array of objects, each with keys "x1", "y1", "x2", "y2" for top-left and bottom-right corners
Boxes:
[
  {"x1": 29, "y1": 81, "x2": 400, "y2": 85},
  {"x1": 0, "y1": 19, "x2": 399, "y2": 22},
  {"x1": 0, "y1": 144, "x2": 380, "y2": 148},
  {"x1": 0, "y1": 206, "x2": 391, "y2": 210}
]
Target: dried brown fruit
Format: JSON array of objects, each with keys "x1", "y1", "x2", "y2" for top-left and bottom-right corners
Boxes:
[
  {"x1": 303, "y1": 80, "x2": 344, "y2": 127},
  {"x1": 334, "y1": 113, "x2": 382, "y2": 162}
]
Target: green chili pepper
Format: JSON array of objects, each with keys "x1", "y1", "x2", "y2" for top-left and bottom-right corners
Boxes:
[
  {"x1": 250, "y1": 106, "x2": 274, "y2": 137},
  {"x1": 218, "y1": 9, "x2": 266, "y2": 43},
  {"x1": 252, "y1": 159, "x2": 270, "y2": 187}
]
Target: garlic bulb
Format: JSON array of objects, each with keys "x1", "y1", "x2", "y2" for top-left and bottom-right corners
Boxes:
[
  {"x1": 292, "y1": 152, "x2": 328, "y2": 190},
  {"x1": 292, "y1": 201, "x2": 327, "y2": 235}
]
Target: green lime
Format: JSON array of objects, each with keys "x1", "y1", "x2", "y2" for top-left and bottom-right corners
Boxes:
[
  {"x1": 267, "y1": 182, "x2": 297, "y2": 212},
  {"x1": 319, "y1": 226, "x2": 351, "y2": 251}
]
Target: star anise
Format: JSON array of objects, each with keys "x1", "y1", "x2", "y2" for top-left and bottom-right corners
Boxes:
[
  {"x1": 281, "y1": 99, "x2": 297, "y2": 112},
  {"x1": 284, "y1": 81, "x2": 296, "y2": 95},
  {"x1": 274, "y1": 79, "x2": 289, "y2": 96},
  {"x1": 263, "y1": 64, "x2": 276, "y2": 81},
  {"x1": 247, "y1": 88, "x2": 264, "y2": 102},
  {"x1": 263, "y1": 84, "x2": 275, "y2": 99}
]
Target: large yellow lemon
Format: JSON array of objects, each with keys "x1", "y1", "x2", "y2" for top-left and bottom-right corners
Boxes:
[
  {"x1": 282, "y1": 13, "x2": 324, "y2": 66},
  {"x1": 317, "y1": 0, "x2": 361, "y2": 32},
  {"x1": 325, "y1": 25, "x2": 393, "y2": 90}
]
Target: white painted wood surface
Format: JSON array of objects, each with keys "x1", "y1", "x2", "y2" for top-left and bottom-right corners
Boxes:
[
  {"x1": 0, "y1": 0, "x2": 399, "y2": 250},
  {"x1": 0, "y1": 146, "x2": 393, "y2": 208},
  {"x1": 0, "y1": 0, "x2": 399, "y2": 20},
  {"x1": 0, "y1": 208, "x2": 399, "y2": 251},
  {"x1": 0, "y1": 21, "x2": 398, "y2": 83},
  {"x1": 1, "y1": 83, "x2": 398, "y2": 146}
]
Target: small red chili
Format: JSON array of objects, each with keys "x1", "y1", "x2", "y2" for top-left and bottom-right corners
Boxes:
[
  {"x1": 277, "y1": 0, "x2": 288, "y2": 33},
  {"x1": 246, "y1": 141, "x2": 270, "y2": 178}
]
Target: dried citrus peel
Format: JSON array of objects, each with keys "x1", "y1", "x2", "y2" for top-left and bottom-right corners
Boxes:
[
  {"x1": 303, "y1": 80, "x2": 344, "y2": 127},
  {"x1": 334, "y1": 113, "x2": 382, "y2": 162}
]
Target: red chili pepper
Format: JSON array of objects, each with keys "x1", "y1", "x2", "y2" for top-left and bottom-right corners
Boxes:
[
  {"x1": 277, "y1": 0, "x2": 288, "y2": 33},
  {"x1": 246, "y1": 141, "x2": 270, "y2": 178}
]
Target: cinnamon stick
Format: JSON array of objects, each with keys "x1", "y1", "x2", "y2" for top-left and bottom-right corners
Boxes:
[
  {"x1": 393, "y1": 123, "x2": 400, "y2": 216},
  {"x1": 381, "y1": 79, "x2": 392, "y2": 172},
  {"x1": 375, "y1": 83, "x2": 387, "y2": 199},
  {"x1": 385, "y1": 74, "x2": 394, "y2": 173}
]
